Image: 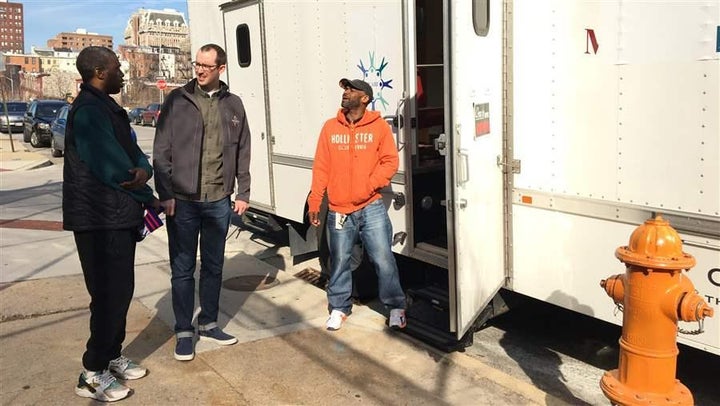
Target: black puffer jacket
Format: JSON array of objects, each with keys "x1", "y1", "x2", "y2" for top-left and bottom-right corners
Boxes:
[{"x1": 63, "y1": 84, "x2": 152, "y2": 232}]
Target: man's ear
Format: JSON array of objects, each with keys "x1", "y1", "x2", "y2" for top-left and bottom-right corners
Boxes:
[{"x1": 94, "y1": 67, "x2": 106, "y2": 80}]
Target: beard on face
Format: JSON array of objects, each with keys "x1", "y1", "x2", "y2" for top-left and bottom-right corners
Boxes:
[
  {"x1": 107, "y1": 79, "x2": 123, "y2": 95},
  {"x1": 341, "y1": 97, "x2": 360, "y2": 109}
]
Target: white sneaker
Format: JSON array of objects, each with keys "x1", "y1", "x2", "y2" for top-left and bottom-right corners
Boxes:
[
  {"x1": 109, "y1": 355, "x2": 147, "y2": 380},
  {"x1": 75, "y1": 369, "x2": 131, "y2": 402},
  {"x1": 326, "y1": 309, "x2": 348, "y2": 331},
  {"x1": 389, "y1": 308, "x2": 407, "y2": 329}
]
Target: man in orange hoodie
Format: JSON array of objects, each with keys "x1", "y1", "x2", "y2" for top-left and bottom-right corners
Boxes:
[{"x1": 308, "y1": 78, "x2": 407, "y2": 331}]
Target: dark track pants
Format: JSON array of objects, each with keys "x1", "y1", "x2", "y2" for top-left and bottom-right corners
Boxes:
[{"x1": 74, "y1": 229, "x2": 136, "y2": 372}]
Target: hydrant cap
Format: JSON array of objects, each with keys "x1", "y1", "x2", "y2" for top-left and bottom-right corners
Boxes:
[{"x1": 615, "y1": 215, "x2": 696, "y2": 270}]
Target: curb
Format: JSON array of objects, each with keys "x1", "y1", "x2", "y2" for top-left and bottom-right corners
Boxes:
[{"x1": 0, "y1": 158, "x2": 53, "y2": 172}]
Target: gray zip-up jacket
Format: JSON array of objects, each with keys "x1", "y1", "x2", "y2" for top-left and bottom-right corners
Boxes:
[{"x1": 152, "y1": 79, "x2": 251, "y2": 202}]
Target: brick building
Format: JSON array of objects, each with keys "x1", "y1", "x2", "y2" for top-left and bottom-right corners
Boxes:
[
  {"x1": 0, "y1": 0, "x2": 23, "y2": 54},
  {"x1": 5, "y1": 53, "x2": 39, "y2": 73},
  {"x1": 46, "y1": 28, "x2": 112, "y2": 51}
]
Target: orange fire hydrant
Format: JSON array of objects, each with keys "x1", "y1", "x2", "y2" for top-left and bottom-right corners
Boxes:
[{"x1": 599, "y1": 215, "x2": 714, "y2": 405}]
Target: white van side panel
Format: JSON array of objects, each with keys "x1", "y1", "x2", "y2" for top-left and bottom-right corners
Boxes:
[
  {"x1": 510, "y1": 0, "x2": 720, "y2": 354},
  {"x1": 512, "y1": 1, "x2": 719, "y2": 215},
  {"x1": 513, "y1": 1, "x2": 620, "y2": 199},
  {"x1": 513, "y1": 206, "x2": 720, "y2": 355},
  {"x1": 262, "y1": 1, "x2": 406, "y2": 222}
]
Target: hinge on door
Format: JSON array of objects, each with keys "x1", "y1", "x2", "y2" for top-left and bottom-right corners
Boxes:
[
  {"x1": 271, "y1": 136, "x2": 275, "y2": 145},
  {"x1": 434, "y1": 133, "x2": 447, "y2": 156},
  {"x1": 496, "y1": 155, "x2": 520, "y2": 174}
]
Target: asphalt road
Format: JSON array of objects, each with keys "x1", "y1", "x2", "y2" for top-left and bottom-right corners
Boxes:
[
  {"x1": 12, "y1": 124, "x2": 720, "y2": 406},
  {"x1": 24, "y1": 122, "x2": 157, "y2": 170}
]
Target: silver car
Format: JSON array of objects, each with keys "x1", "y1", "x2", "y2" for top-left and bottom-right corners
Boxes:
[{"x1": 0, "y1": 101, "x2": 28, "y2": 133}]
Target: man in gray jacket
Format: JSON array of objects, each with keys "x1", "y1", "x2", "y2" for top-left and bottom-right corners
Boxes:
[{"x1": 153, "y1": 43, "x2": 251, "y2": 361}]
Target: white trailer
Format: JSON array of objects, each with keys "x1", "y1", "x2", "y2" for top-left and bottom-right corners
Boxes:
[{"x1": 188, "y1": 0, "x2": 720, "y2": 354}]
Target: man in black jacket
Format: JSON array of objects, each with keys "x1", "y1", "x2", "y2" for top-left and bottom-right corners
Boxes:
[
  {"x1": 64, "y1": 46, "x2": 155, "y2": 402},
  {"x1": 153, "y1": 43, "x2": 251, "y2": 361}
]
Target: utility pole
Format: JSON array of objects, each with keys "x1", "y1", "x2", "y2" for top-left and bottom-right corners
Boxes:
[
  {"x1": 1, "y1": 76, "x2": 13, "y2": 100},
  {"x1": 1, "y1": 83, "x2": 16, "y2": 152}
]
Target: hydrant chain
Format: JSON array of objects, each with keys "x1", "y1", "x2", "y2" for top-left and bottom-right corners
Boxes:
[{"x1": 678, "y1": 319, "x2": 704, "y2": 335}]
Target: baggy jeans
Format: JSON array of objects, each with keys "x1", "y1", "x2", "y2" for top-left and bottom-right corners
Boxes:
[
  {"x1": 167, "y1": 197, "x2": 231, "y2": 333},
  {"x1": 326, "y1": 199, "x2": 406, "y2": 314}
]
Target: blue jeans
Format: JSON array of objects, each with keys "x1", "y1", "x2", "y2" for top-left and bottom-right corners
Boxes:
[
  {"x1": 326, "y1": 199, "x2": 406, "y2": 314},
  {"x1": 167, "y1": 197, "x2": 231, "y2": 333}
]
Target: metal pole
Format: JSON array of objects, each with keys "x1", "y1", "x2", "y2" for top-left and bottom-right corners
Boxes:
[
  {"x1": 1, "y1": 84, "x2": 16, "y2": 152},
  {"x1": 1, "y1": 76, "x2": 12, "y2": 100}
]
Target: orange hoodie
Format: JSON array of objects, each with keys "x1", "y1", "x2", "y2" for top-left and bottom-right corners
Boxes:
[{"x1": 308, "y1": 109, "x2": 399, "y2": 215}]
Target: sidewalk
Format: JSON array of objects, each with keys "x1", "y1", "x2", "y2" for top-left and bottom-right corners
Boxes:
[
  {"x1": 0, "y1": 230, "x2": 562, "y2": 405},
  {"x1": 0, "y1": 135, "x2": 51, "y2": 172},
  {"x1": 0, "y1": 154, "x2": 563, "y2": 405}
]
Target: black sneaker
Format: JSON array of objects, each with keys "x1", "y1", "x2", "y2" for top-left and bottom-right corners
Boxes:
[
  {"x1": 198, "y1": 327, "x2": 238, "y2": 345},
  {"x1": 174, "y1": 337, "x2": 194, "y2": 361}
]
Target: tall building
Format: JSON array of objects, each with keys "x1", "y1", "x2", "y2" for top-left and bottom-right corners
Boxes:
[
  {"x1": 46, "y1": 28, "x2": 112, "y2": 51},
  {"x1": 0, "y1": 0, "x2": 24, "y2": 54},
  {"x1": 121, "y1": 8, "x2": 191, "y2": 107},
  {"x1": 124, "y1": 8, "x2": 189, "y2": 51}
]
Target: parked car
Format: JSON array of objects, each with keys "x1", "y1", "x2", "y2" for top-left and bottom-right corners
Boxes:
[
  {"x1": 0, "y1": 101, "x2": 28, "y2": 133},
  {"x1": 128, "y1": 107, "x2": 146, "y2": 125},
  {"x1": 141, "y1": 103, "x2": 161, "y2": 127},
  {"x1": 23, "y1": 100, "x2": 67, "y2": 147},
  {"x1": 49, "y1": 104, "x2": 70, "y2": 157}
]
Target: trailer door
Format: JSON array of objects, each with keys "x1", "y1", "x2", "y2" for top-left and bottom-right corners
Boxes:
[
  {"x1": 449, "y1": 0, "x2": 505, "y2": 337},
  {"x1": 223, "y1": 2, "x2": 273, "y2": 209}
]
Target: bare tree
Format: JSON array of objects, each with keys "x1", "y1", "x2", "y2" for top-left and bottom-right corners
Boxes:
[{"x1": 42, "y1": 71, "x2": 78, "y2": 100}]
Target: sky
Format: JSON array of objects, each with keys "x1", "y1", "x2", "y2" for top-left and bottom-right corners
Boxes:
[{"x1": 20, "y1": 0, "x2": 190, "y2": 53}]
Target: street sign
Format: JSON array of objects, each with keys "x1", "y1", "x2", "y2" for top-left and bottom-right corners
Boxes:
[{"x1": 156, "y1": 79, "x2": 167, "y2": 90}]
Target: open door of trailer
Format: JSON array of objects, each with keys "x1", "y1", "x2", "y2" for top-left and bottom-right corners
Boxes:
[
  {"x1": 448, "y1": 0, "x2": 505, "y2": 338},
  {"x1": 223, "y1": 1, "x2": 273, "y2": 210}
]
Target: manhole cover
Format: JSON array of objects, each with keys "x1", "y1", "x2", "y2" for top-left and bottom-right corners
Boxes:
[
  {"x1": 293, "y1": 268, "x2": 328, "y2": 289},
  {"x1": 223, "y1": 275, "x2": 279, "y2": 291}
]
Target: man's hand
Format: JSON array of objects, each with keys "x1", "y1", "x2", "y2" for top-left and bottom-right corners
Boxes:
[
  {"x1": 120, "y1": 168, "x2": 150, "y2": 190},
  {"x1": 309, "y1": 211, "x2": 320, "y2": 227},
  {"x1": 233, "y1": 199, "x2": 249, "y2": 215},
  {"x1": 160, "y1": 199, "x2": 176, "y2": 216},
  {"x1": 149, "y1": 197, "x2": 162, "y2": 209}
]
